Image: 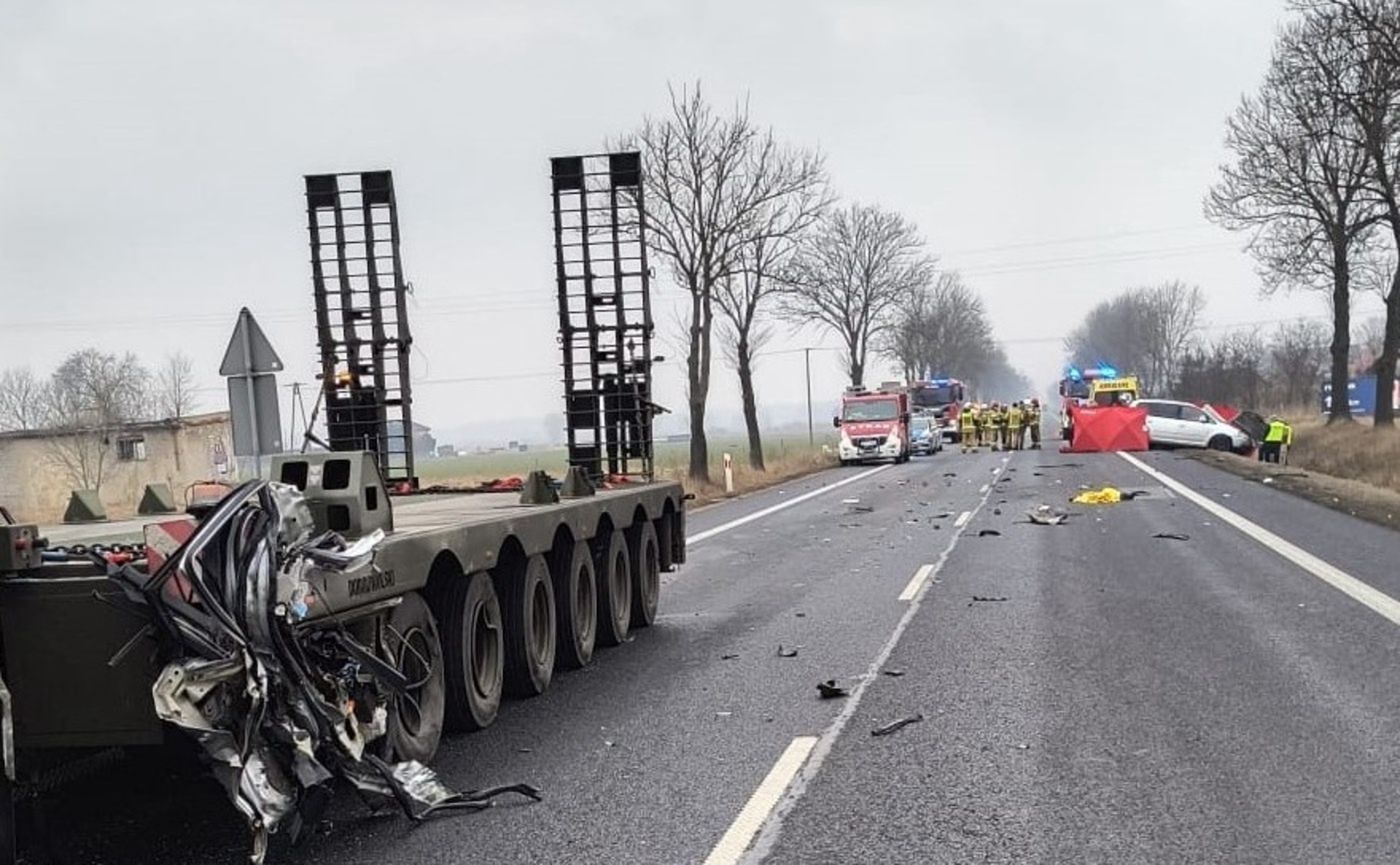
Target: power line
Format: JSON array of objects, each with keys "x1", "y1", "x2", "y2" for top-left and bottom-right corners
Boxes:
[{"x1": 945, "y1": 224, "x2": 1213, "y2": 257}]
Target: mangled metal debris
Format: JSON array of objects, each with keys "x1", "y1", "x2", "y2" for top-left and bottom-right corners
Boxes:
[{"x1": 105, "y1": 481, "x2": 539, "y2": 864}]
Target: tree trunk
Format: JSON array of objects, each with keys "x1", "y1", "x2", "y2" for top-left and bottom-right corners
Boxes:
[
  {"x1": 736, "y1": 332, "x2": 765, "y2": 471},
  {"x1": 687, "y1": 288, "x2": 712, "y2": 482},
  {"x1": 1376, "y1": 271, "x2": 1400, "y2": 428},
  {"x1": 1327, "y1": 240, "x2": 1354, "y2": 425}
]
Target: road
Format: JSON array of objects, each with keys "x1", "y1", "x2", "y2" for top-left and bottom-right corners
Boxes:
[{"x1": 26, "y1": 448, "x2": 1400, "y2": 864}]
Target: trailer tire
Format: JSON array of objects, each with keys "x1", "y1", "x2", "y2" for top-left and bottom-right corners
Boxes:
[
  {"x1": 437, "y1": 571, "x2": 503, "y2": 732},
  {"x1": 595, "y1": 530, "x2": 632, "y2": 647},
  {"x1": 381, "y1": 590, "x2": 446, "y2": 763},
  {"x1": 554, "y1": 540, "x2": 597, "y2": 670},
  {"x1": 503, "y1": 554, "x2": 556, "y2": 697},
  {"x1": 628, "y1": 520, "x2": 660, "y2": 629}
]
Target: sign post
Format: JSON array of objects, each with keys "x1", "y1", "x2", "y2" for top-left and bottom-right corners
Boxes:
[{"x1": 220, "y1": 307, "x2": 285, "y2": 478}]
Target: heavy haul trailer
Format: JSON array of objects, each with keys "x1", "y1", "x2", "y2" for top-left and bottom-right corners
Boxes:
[{"x1": 0, "y1": 151, "x2": 682, "y2": 862}]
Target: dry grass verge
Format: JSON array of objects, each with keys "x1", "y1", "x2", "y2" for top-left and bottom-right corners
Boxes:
[
  {"x1": 656, "y1": 442, "x2": 840, "y2": 508},
  {"x1": 1187, "y1": 415, "x2": 1400, "y2": 532}
]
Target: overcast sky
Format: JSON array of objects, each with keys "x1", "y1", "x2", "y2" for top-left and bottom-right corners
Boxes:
[{"x1": 2, "y1": 1, "x2": 1384, "y2": 441}]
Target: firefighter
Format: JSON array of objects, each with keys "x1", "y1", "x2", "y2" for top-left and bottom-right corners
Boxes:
[
  {"x1": 1006, "y1": 400, "x2": 1025, "y2": 450},
  {"x1": 975, "y1": 403, "x2": 989, "y2": 448},
  {"x1": 1260, "y1": 415, "x2": 1293, "y2": 464},
  {"x1": 1027, "y1": 398, "x2": 1042, "y2": 449},
  {"x1": 986, "y1": 401, "x2": 1004, "y2": 450},
  {"x1": 960, "y1": 402, "x2": 978, "y2": 453}
]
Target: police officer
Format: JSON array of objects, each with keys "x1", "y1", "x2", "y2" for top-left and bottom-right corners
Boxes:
[
  {"x1": 1260, "y1": 415, "x2": 1293, "y2": 464},
  {"x1": 960, "y1": 402, "x2": 978, "y2": 453},
  {"x1": 1006, "y1": 400, "x2": 1025, "y2": 450}
]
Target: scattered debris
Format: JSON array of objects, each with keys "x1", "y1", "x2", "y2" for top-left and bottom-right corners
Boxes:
[
  {"x1": 1026, "y1": 506, "x2": 1069, "y2": 526},
  {"x1": 1262, "y1": 477, "x2": 1276, "y2": 485},
  {"x1": 881, "y1": 668, "x2": 906, "y2": 677},
  {"x1": 777, "y1": 645, "x2": 799, "y2": 658},
  {"x1": 721, "y1": 653, "x2": 740, "y2": 660},
  {"x1": 817, "y1": 680, "x2": 849, "y2": 699},
  {"x1": 1152, "y1": 532, "x2": 1190, "y2": 541},
  {"x1": 970, "y1": 595, "x2": 1009, "y2": 603},
  {"x1": 871, "y1": 713, "x2": 925, "y2": 737},
  {"x1": 942, "y1": 472, "x2": 958, "y2": 478},
  {"x1": 992, "y1": 508, "x2": 1002, "y2": 516},
  {"x1": 715, "y1": 711, "x2": 733, "y2": 718},
  {"x1": 1013, "y1": 742, "x2": 1031, "y2": 750},
  {"x1": 1120, "y1": 490, "x2": 1150, "y2": 500},
  {"x1": 1071, "y1": 487, "x2": 1123, "y2": 505},
  {"x1": 795, "y1": 612, "x2": 807, "y2": 618},
  {"x1": 977, "y1": 529, "x2": 1001, "y2": 537},
  {"x1": 516, "y1": 747, "x2": 533, "y2": 754}
]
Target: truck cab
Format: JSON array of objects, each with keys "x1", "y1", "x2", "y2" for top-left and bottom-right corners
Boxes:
[{"x1": 834, "y1": 387, "x2": 911, "y2": 465}]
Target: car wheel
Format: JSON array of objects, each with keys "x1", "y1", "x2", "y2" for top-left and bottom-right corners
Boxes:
[{"x1": 1208, "y1": 434, "x2": 1232, "y2": 451}]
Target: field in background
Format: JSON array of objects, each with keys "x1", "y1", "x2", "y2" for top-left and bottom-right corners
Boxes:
[{"x1": 417, "y1": 433, "x2": 840, "y2": 502}]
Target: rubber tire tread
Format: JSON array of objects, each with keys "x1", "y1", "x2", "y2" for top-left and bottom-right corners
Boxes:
[
  {"x1": 434, "y1": 571, "x2": 502, "y2": 732},
  {"x1": 554, "y1": 540, "x2": 597, "y2": 670},
  {"x1": 502, "y1": 554, "x2": 556, "y2": 697},
  {"x1": 594, "y1": 530, "x2": 632, "y2": 647}
]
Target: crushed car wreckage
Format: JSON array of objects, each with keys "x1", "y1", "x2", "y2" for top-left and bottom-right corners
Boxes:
[{"x1": 104, "y1": 480, "x2": 539, "y2": 864}]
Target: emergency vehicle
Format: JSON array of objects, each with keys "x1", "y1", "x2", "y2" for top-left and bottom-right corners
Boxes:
[{"x1": 834, "y1": 386, "x2": 911, "y2": 465}]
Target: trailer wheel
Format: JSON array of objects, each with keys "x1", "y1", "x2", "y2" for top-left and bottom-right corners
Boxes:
[
  {"x1": 503, "y1": 554, "x2": 556, "y2": 697},
  {"x1": 554, "y1": 540, "x2": 597, "y2": 669},
  {"x1": 628, "y1": 520, "x2": 660, "y2": 629},
  {"x1": 437, "y1": 571, "x2": 503, "y2": 731},
  {"x1": 594, "y1": 530, "x2": 632, "y2": 647},
  {"x1": 381, "y1": 590, "x2": 446, "y2": 763}
]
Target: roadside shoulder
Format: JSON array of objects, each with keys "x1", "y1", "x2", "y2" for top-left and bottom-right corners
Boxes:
[{"x1": 1183, "y1": 450, "x2": 1400, "y2": 534}]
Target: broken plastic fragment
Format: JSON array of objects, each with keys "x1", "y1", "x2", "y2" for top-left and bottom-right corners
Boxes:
[
  {"x1": 871, "y1": 713, "x2": 925, "y2": 737},
  {"x1": 816, "y1": 680, "x2": 849, "y2": 699}
]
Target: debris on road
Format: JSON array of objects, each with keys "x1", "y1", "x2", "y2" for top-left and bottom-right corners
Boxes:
[
  {"x1": 977, "y1": 529, "x2": 1001, "y2": 537},
  {"x1": 817, "y1": 680, "x2": 850, "y2": 699},
  {"x1": 881, "y1": 668, "x2": 906, "y2": 677},
  {"x1": 721, "y1": 653, "x2": 740, "y2": 660},
  {"x1": 777, "y1": 645, "x2": 799, "y2": 658},
  {"x1": 993, "y1": 508, "x2": 1003, "y2": 515},
  {"x1": 1120, "y1": 490, "x2": 1150, "y2": 500},
  {"x1": 970, "y1": 595, "x2": 1009, "y2": 604},
  {"x1": 1152, "y1": 532, "x2": 1190, "y2": 541},
  {"x1": 1026, "y1": 506, "x2": 1069, "y2": 526},
  {"x1": 1071, "y1": 487, "x2": 1123, "y2": 504},
  {"x1": 871, "y1": 713, "x2": 925, "y2": 737},
  {"x1": 104, "y1": 480, "x2": 541, "y2": 864}
]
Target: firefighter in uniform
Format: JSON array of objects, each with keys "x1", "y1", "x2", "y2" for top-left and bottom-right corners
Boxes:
[
  {"x1": 1027, "y1": 398, "x2": 1042, "y2": 449},
  {"x1": 985, "y1": 401, "x2": 1003, "y2": 450},
  {"x1": 1006, "y1": 401, "x2": 1025, "y2": 450},
  {"x1": 1260, "y1": 416, "x2": 1293, "y2": 463},
  {"x1": 960, "y1": 402, "x2": 978, "y2": 453},
  {"x1": 974, "y1": 403, "x2": 988, "y2": 448}
]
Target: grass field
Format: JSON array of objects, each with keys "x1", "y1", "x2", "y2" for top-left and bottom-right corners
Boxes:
[{"x1": 417, "y1": 433, "x2": 841, "y2": 503}]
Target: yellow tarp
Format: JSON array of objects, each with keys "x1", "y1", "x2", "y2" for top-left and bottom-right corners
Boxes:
[{"x1": 1071, "y1": 486, "x2": 1122, "y2": 505}]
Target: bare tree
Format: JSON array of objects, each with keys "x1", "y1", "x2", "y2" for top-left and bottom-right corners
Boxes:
[
  {"x1": 1063, "y1": 282, "x2": 1203, "y2": 395},
  {"x1": 882, "y1": 271, "x2": 997, "y2": 384},
  {"x1": 714, "y1": 170, "x2": 829, "y2": 470},
  {"x1": 1209, "y1": 12, "x2": 1379, "y2": 424},
  {"x1": 0, "y1": 367, "x2": 46, "y2": 431},
  {"x1": 42, "y1": 350, "x2": 149, "y2": 492},
  {"x1": 1292, "y1": 0, "x2": 1400, "y2": 424},
  {"x1": 783, "y1": 203, "x2": 934, "y2": 387},
  {"x1": 1269, "y1": 318, "x2": 1331, "y2": 405},
  {"x1": 155, "y1": 351, "x2": 198, "y2": 420},
  {"x1": 621, "y1": 83, "x2": 828, "y2": 481}
]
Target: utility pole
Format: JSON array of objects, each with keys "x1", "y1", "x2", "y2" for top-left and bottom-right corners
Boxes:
[{"x1": 805, "y1": 347, "x2": 814, "y2": 446}]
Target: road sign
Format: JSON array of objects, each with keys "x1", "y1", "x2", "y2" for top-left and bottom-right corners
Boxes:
[
  {"x1": 219, "y1": 307, "x2": 283, "y2": 376},
  {"x1": 221, "y1": 308, "x2": 284, "y2": 466}
]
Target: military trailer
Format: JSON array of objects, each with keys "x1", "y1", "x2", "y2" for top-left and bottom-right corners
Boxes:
[{"x1": 0, "y1": 153, "x2": 684, "y2": 862}]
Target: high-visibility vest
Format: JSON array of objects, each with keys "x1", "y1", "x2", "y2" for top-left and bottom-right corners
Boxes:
[
  {"x1": 1265, "y1": 420, "x2": 1293, "y2": 445},
  {"x1": 960, "y1": 410, "x2": 977, "y2": 433},
  {"x1": 1007, "y1": 405, "x2": 1024, "y2": 427}
]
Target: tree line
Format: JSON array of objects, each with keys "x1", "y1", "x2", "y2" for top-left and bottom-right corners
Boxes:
[
  {"x1": 621, "y1": 85, "x2": 1027, "y2": 480},
  {"x1": 1206, "y1": 0, "x2": 1400, "y2": 427}
]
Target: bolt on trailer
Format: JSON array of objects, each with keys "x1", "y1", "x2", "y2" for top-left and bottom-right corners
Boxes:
[{"x1": 0, "y1": 153, "x2": 684, "y2": 864}]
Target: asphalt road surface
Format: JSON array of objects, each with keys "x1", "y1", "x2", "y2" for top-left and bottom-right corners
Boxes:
[{"x1": 25, "y1": 448, "x2": 1400, "y2": 864}]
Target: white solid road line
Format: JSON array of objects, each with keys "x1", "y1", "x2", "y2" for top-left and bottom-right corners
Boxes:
[
  {"x1": 897, "y1": 564, "x2": 936, "y2": 602},
  {"x1": 1120, "y1": 452, "x2": 1400, "y2": 626},
  {"x1": 702, "y1": 736, "x2": 819, "y2": 865},
  {"x1": 686, "y1": 464, "x2": 892, "y2": 546},
  {"x1": 954, "y1": 510, "x2": 971, "y2": 528}
]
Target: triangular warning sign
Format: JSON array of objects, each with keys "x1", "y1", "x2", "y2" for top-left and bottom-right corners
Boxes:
[{"x1": 219, "y1": 307, "x2": 284, "y2": 376}]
